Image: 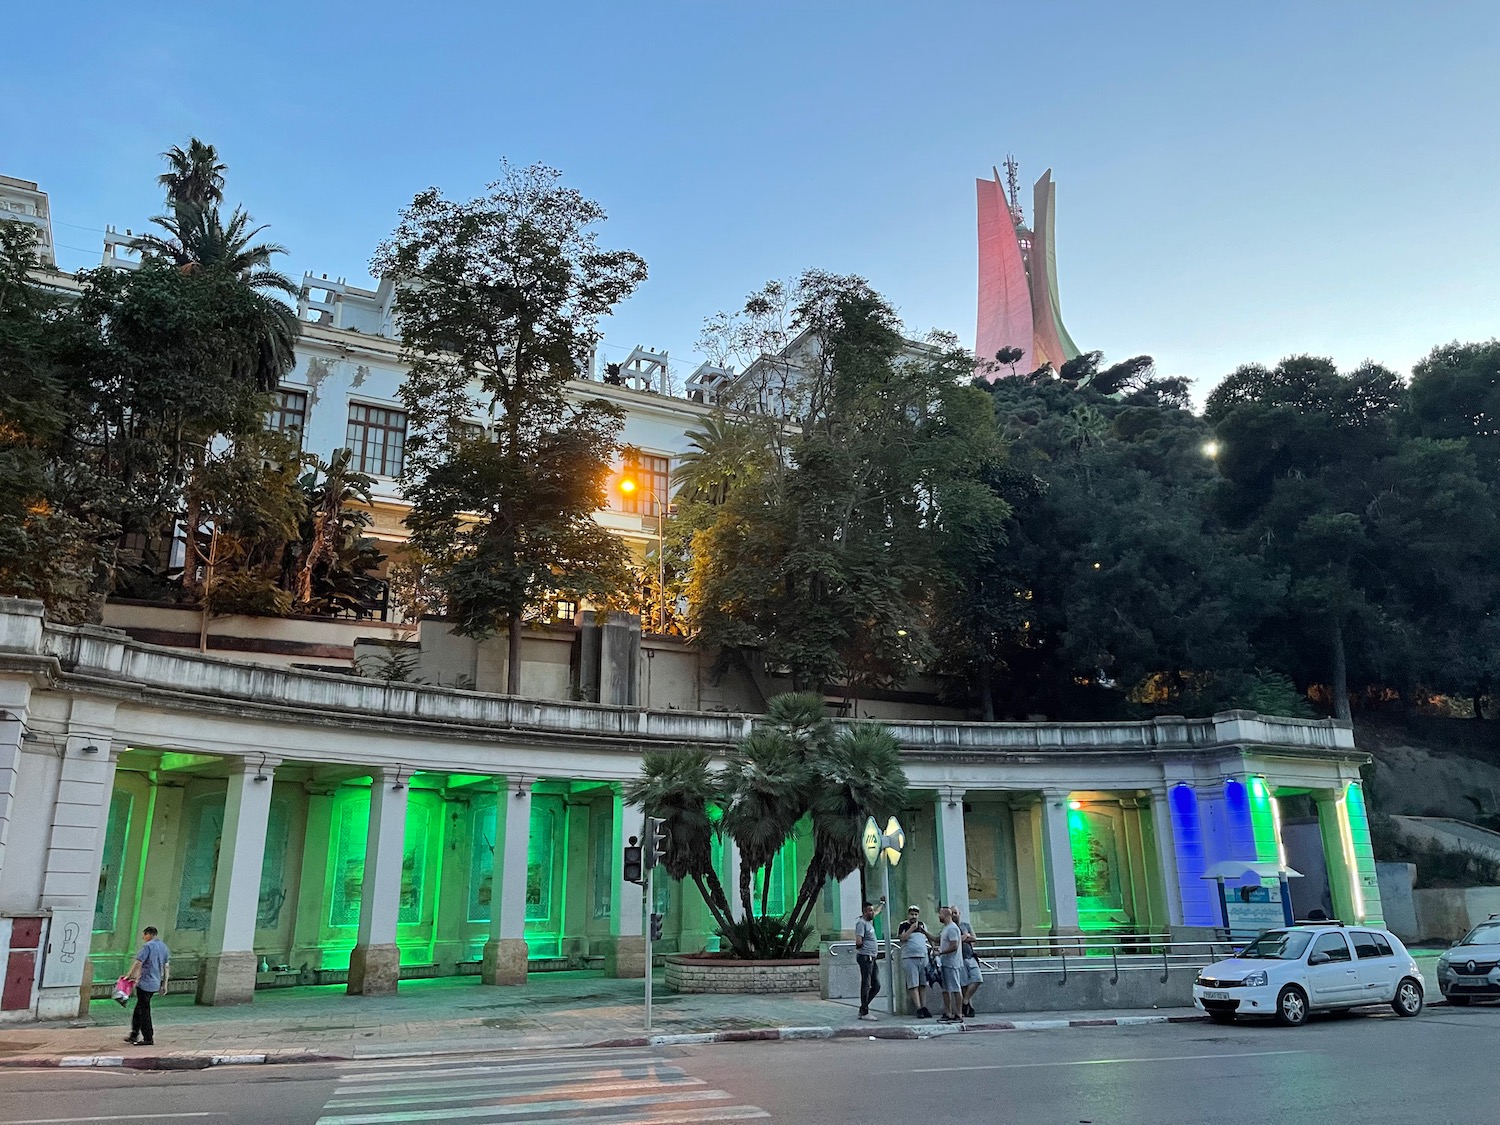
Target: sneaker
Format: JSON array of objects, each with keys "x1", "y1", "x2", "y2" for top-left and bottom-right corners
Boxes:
[
  {"x1": 140, "y1": 1040, "x2": 154, "y2": 1047},
  {"x1": 123, "y1": 1036, "x2": 138, "y2": 1045},
  {"x1": 916, "y1": 1007, "x2": 932, "y2": 1019},
  {"x1": 938, "y1": 1015, "x2": 960, "y2": 1023},
  {"x1": 963, "y1": 1004, "x2": 975, "y2": 1018},
  {"x1": 859, "y1": 1012, "x2": 879, "y2": 1022}
]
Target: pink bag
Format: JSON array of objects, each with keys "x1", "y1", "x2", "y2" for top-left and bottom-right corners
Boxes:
[{"x1": 112, "y1": 976, "x2": 135, "y2": 1006}]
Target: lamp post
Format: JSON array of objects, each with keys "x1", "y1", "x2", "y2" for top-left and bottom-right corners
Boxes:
[{"x1": 618, "y1": 474, "x2": 667, "y2": 635}]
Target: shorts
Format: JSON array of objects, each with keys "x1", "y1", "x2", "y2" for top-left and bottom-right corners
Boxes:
[
  {"x1": 902, "y1": 958, "x2": 926, "y2": 989},
  {"x1": 961, "y1": 960, "x2": 983, "y2": 987},
  {"x1": 940, "y1": 965, "x2": 963, "y2": 993}
]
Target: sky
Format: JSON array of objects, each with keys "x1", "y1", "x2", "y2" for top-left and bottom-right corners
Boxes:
[{"x1": 5, "y1": 1, "x2": 1498, "y2": 400}]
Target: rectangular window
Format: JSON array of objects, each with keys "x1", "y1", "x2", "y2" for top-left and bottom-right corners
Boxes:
[
  {"x1": 621, "y1": 454, "x2": 670, "y2": 517},
  {"x1": 346, "y1": 403, "x2": 407, "y2": 476},
  {"x1": 268, "y1": 388, "x2": 308, "y2": 444}
]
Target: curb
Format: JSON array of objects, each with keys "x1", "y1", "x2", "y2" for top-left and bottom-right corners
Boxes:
[{"x1": 26, "y1": 1002, "x2": 1476, "y2": 1070}]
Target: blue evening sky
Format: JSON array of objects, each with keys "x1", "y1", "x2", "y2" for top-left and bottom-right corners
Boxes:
[{"x1": 5, "y1": 1, "x2": 1496, "y2": 398}]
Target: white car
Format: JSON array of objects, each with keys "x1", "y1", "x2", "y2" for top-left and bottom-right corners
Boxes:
[{"x1": 1192, "y1": 923, "x2": 1425, "y2": 1026}]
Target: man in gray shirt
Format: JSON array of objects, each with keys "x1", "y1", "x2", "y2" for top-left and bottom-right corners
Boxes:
[
  {"x1": 854, "y1": 897, "x2": 885, "y2": 1020},
  {"x1": 897, "y1": 906, "x2": 934, "y2": 1018},
  {"x1": 124, "y1": 926, "x2": 170, "y2": 1046},
  {"x1": 935, "y1": 905, "x2": 964, "y2": 1023}
]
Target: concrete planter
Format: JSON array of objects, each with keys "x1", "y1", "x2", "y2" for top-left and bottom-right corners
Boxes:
[{"x1": 664, "y1": 954, "x2": 820, "y2": 994}]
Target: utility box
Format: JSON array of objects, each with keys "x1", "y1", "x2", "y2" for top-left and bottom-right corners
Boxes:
[{"x1": 0, "y1": 914, "x2": 49, "y2": 1022}]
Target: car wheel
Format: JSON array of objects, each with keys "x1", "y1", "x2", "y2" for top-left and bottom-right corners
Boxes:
[
  {"x1": 1275, "y1": 985, "x2": 1309, "y2": 1027},
  {"x1": 1447, "y1": 995, "x2": 1471, "y2": 1007},
  {"x1": 1392, "y1": 978, "x2": 1424, "y2": 1017},
  {"x1": 1208, "y1": 1010, "x2": 1236, "y2": 1025}
]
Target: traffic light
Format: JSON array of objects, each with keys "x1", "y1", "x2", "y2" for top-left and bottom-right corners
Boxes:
[
  {"x1": 644, "y1": 817, "x2": 667, "y2": 871},
  {"x1": 649, "y1": 912, "x2": 664, "y2": 942},
  {"x1": 623, "y1": 839, "x2": 644, "y2": 885}
]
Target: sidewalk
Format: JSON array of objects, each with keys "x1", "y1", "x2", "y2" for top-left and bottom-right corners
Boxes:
[
  {"x1": 0, "y1": 970, "x2": 1207, "y2": 1070},
  {"x1": 0, "y1": 951, "x2": 1450, "y2": 1072}
]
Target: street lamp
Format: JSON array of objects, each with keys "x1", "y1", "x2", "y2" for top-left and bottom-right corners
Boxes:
[{"x1": 618, "y1": 473, "x2": 668, "y2": 635}]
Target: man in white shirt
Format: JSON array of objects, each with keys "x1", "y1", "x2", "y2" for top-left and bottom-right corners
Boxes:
[
  {"x1": 853, "y1": 897, "x2": 885, "y2": 1020},
  {"x1": 935, "y1": 905, "x2": 964, "y2": 1023}
]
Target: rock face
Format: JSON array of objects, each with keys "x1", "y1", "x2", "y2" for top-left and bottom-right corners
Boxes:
[
  {"x1": 1358, "y1": 721, "x2": 1500, "y2": 821},
  {"x1": 664, "y1": 955, "x2": 820, "y2": 994}
]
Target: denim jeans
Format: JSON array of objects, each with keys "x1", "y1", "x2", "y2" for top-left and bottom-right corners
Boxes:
[{"x1": 857, "y1": 955, "x2": 881, "y2": 1014}]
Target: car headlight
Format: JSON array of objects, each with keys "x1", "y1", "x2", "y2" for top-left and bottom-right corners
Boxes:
[{"x1": 1241, "y1": 970, "x2": 1268, "y2": 988}]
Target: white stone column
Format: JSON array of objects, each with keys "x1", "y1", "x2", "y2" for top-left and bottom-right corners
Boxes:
[
  {"x1": 1038, "y1": 789, "x2": 1081, "y2": 936},
  {"x1": 348, "y1": 768, "x2": 409, "y2": 995},
  {"x1": 35, "y1": 700, "x2": 120, "y2": 1020},
  {"x1": 832, "y1": 871, "x2": 864, "y2": 938},
  {"x1": 934, "y1": 789, "x2": 970, "y2": 917},
  {"x1": 0, "y1": 679, "x2": 30, "y2": 887},
  {"x1": 606, "y1": 788, "x2": 646, "y2": 978},
  {"x1": 1148, "y1": 788, "x2": 1185, "y2": 928},
  {"x1": 482, "y1": 779, "x2": 532, "y2": 985},
  {"x1": 197, "y1": 758, "x2": 281, "y2": 1005}
]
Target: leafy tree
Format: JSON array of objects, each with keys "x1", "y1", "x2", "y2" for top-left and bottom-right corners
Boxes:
[
  {"x1": 373, "y1": 161, "x2": 647, "y2": 692},
  {"x1": 689, "y1": 273, "x2": 1007, "y2": 698}
]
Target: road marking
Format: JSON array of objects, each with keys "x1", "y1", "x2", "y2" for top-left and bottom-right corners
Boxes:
[
  {"x1": 336, "y1": 1064, "x2": 673, "y2": 1097},
  {"x1": 905, "y1": 1049, "x2": 1307, "y2": 1073},
  {"x1": 317, "y1": 1089, "x2": 732, "y2": 1124},
  {"x1": 317, "y1": 1052, "x2": 768, "y2": 1125},
  {"x1": 339, "y1": 1055, "x2": 661, "y2": 1083},
  {"x1": 4, "y1": 1115, "x2": 226, "y2": 1124},
  {"x1": 338, "y1": 1049, "x2": 654, "y2": 1072},
  {"x1": 327, "y1": 1076, "x2": 706, "y2": 1110}
]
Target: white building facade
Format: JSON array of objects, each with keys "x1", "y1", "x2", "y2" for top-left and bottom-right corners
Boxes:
[{"x1": 0, "y1": 599, "x2": 1383, "y2": 1022}]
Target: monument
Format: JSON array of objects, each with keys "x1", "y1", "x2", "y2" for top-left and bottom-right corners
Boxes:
[{"x1": 976, "y1": 157, "x2": 1082, "y2": 378}]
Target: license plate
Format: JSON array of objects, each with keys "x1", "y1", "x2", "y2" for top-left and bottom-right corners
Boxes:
[{"x1": 1203, "y1": 990, "x2": 1231, "y2": 1001}]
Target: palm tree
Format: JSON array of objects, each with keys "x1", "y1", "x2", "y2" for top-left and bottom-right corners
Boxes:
[
  {"x1": 133, "y1": 205, "x2": 300, "y2": 391},
  {"x1": 672, "y1": 412, "x2": 770, "y2": 505},
  {"x1": 158, "y1": 139, "x2": 227, "y2": 212},
  {"x1": 624, "y1": 750, "x2": 734, "y2": 933}
]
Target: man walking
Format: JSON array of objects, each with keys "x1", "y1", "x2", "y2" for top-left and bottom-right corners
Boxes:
[
  {"x1": 854, "y1": 897, "x2": 885, "y2": 1021},
  {"x1": 935, "y1": 905, "x2": 964, "y2": 1023},
  {"x1": 951, "y1": 904, "x2": 983, "y2": 1018},
  {"x1": 897, "y1": 906, "x2": 933, "y2": 1018},
  {"x1": 124, "y1": 925, "x2": 170, "y2": 1047}
]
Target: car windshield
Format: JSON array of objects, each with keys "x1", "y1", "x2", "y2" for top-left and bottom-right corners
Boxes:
[
  {"x1": 1238, "y1": 930, "x2": 1313, "y2": 960},
  {"x1": 1459, "y1": 922, "x2": 1500, "y2": 946}
]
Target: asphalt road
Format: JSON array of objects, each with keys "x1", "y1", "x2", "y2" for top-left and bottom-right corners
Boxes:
[{"x1": 1, "y1": 1006, "x2": 1497, "y2": 1125}]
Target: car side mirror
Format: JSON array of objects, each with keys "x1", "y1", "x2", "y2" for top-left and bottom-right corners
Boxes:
[{"x1": 1308, "y1": 951, "x2": 1331, "y2": 966}]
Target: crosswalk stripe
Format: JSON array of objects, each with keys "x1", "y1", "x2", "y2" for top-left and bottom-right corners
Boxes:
[
  {"x1": 327, "y1": 1076, "x2": 706, "y2": 1110},
  {"x1": 465, "y1": 1109, "x2": 770, "y2": 1125},
  {"x1": 340, "y1": 1068, "x2": 675, "y2": 1092},
  {"x1": 340, "y1": 1056, "x2": 662, "y2": 1084},
  {"x1": 339, "y1": 1049, "x2": 655, "y2": 1073},
  {"x1": 316, "y1": 1088, "x2": 732, "y2": 1125}
]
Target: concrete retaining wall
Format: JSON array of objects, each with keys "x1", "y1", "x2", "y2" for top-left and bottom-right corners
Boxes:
[
  {"x1": 822, "y1": 951, "x2": 1201, "y2": 1013},
  {"x1": 1412, "y1": 887, "x2": 1500, "y2": 943},
  {"x1": 664, "y1": 956, "x2": 820, "y2": 994},
  {"x1": 1377, "y1": 863, "x2": 1419, "y2": 943}
]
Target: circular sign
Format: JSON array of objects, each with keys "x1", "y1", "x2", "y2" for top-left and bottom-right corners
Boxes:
[{"x1": 882, "y1": 816, "x2": 905, "y2": 867}]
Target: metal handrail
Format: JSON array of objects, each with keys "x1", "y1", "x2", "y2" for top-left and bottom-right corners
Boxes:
[{"x1": 826, "y1": 933, "x2": 1237, "y2": 987}]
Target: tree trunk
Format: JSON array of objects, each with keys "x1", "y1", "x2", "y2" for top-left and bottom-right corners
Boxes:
[
  {"x1": 506, "y1": 616, "x2": 522, "y2": 695},
  {"x1": 980, "y1": 673, "x2": 995, "y2": 722},
  {"x1": 1331, "y1": 621, "x2": 1352, "y2": 723},
  {"x1": 738, "y1": 858, "x2": 754, "y2": 920}
]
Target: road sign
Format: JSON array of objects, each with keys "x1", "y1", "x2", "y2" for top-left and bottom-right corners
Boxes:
[
  {"x1": 882, "y1": 816, "x2": 905, "y2": 866},
  {"x1": 862, "y1": 817, "x2": 882, "y2": 866}
]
